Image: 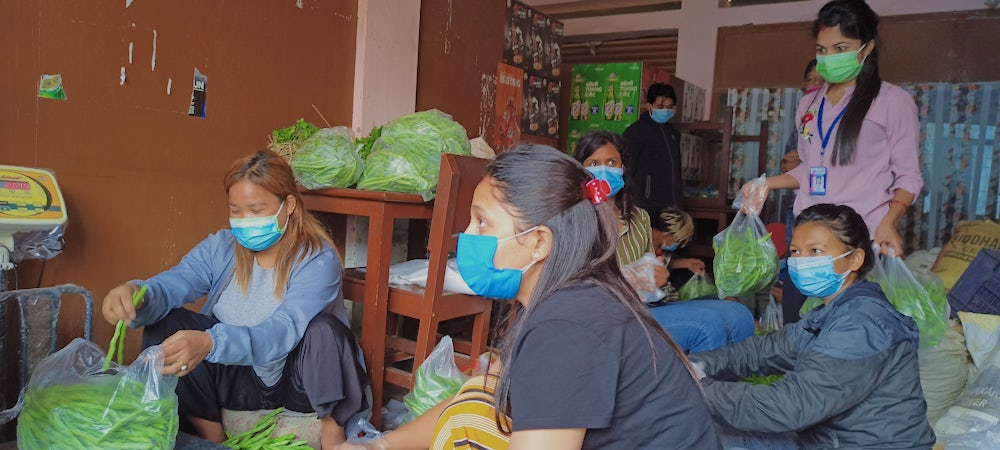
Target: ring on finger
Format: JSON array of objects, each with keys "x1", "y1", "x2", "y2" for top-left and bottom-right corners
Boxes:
[{"x1": 179, "y1": 362, "x2": 189, "y2": 372}]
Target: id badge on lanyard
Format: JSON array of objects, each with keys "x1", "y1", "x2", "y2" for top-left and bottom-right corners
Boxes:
[
  {"x1": 813, "y1": 98, "x2": 845, "y2": 197},
  {"x1": 809, "y1": 166, "x2": 827, "y2": 195}
]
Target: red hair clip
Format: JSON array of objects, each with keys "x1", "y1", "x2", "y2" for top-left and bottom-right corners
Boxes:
[{"x1": 583, "y1": 179, "x2": 611, "y2": 204}]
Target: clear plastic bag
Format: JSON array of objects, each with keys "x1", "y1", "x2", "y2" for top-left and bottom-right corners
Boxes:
[
  {"x1": 12, "y1": 225, "x2": 65, "y2": 262},
  {"x1": 732, "y1": 173, "x2": 769, "y2": 216},
  {"x1": 357, "y1": 110, "x2": 472, "y2": 200},
  {"x1": 621, "y1": 253, "x2": 666, "y2": 303},
  {"x1": 403, "y1": 336, "x2": 469, "y2": 418},
  {"x1": 16, "y1": 338, "x2": 179, "y2": 450},
  {"x1": 291, "y1": 126, "x2": 365, "y2": 189},
  {"x1": 678, "y1": 272, "x2": 717, "y2": 301},
  {"x1": 712, "y1": 209, "x2": 778, "y2": 299},
  {"x1": 869, "y1": 247, "x2": 949, "y2": 348},
  {"x1": 345, "y1": 411, "x2": 383, "y2": 444},
  {"x1": 761, "y1": 294, "x2": 783, "y2": 333},
  {"x1": 389, "y1": 258, "x2": 475, "y2": 294}
]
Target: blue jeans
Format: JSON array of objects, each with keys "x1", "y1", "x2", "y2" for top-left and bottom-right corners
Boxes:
[{"x1": 648, "y1": 299, "x2": 755, "y2": 353}]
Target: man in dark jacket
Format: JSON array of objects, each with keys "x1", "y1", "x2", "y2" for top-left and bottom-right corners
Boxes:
[{"x1": 623, "y1": 83, "x2": 682, "y2": 219}]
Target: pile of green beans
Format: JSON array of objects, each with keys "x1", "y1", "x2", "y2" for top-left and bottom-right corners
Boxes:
[
  {"x1": 222, "y1": 408, "x2": 314, "y2": 449},
  {"x1": 17, "y1": 378, "x2": 178, "y2": 449}
]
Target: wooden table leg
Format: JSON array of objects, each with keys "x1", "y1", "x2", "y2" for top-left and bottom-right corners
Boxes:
[{"x1": 361, "y1": 208, "x2": 398, "y2": 429}]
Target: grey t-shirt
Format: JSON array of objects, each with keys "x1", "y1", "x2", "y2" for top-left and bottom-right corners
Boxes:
[
  {"x1": 507, "y1": 283, "x2": 721, "y2": 449},
  {"x1": 213, "y1": 262, "x2": 286, "y2": 386}
]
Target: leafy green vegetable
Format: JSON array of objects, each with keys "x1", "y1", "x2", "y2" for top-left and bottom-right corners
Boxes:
[
  {"x1": 713, "y1": 213, "x2": 779, "y2": 299},
  {"x1": 357, "y1": 110, "x2": 472, "y2": 200},
  {"x1": 291, "y1": 127, "x2": 364, "y2": 189},
  {"x1": 868, "y1": 255, "x2": 949, "y2": 348},
  {"x1": 799, "y1": 297, "x2": 824, "y2": 316},
  {"x1": 403, "y1": 364, "x2": 466, "y2": 418},
  {"x1": 679, "y1": 273, "x2": 717, "y2": 301},
  {"x1": 18, "y1": 378, "x2": 178, "y2": 449},
  {"x1": 222, "y1": 408, "x2": 313, "y2": 449},
  {"x1": 272, "y1": 118, "x2": 320, "y2": 144},
  {"x1": 355, "y1": 125, "x2": 383, "y2": 160},
  {"x1": 741, "y1": 373, "x2": 784, "y2": 385}
]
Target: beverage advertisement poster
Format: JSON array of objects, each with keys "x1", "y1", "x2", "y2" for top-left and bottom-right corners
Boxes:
[
  {"x1": 528, "y1": 10, "x2": 549, "y2": 73},
  {"x1": 504, "y1": 1, "x2": 530, "y2": 68},
  {"x1": 550, "y1": 21, "x2": 563, "y2": 76},
  {"x1": 504, "y1": 1, "x2": 562, "y2": 77},
  {"x1": 544, "y1": 79, "x2": 561, "y2": 138},
  {"x1": 568, "y1": 62, "x2": 643, "y2": 136},
  {"x1": 522, "y1": 74, "x2": 547, "y2": 136},
  {"x1": 494, "y1": 63, "x2": 525, "y2": 152}
]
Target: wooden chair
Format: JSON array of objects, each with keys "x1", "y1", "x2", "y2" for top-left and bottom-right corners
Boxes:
[{"x1": 343, "y1": 153, "x2": 493, "y2": 422}]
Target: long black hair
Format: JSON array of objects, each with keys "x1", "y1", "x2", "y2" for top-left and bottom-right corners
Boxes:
[
  {"x1": 488, "y1": 145, "x2": 694, "y2": 433},
  {"x1": 814, "y1": 0, "x2": 882, "y2": 166},
  {"x1": 795, "y1": 203, "x2": 875, "y2": 278},
  {"x1": 572, "y1": 130, "x2": 638, "y2": 224}
]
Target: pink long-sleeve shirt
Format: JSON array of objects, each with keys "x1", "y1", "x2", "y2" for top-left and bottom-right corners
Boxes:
[{"x1": 788, "y1": 81, "x2": 923, "y2": 235}]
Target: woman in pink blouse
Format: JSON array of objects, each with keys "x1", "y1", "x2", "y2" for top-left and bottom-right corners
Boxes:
[{"x1": 746, "y1": 0, "x2": 923, "y2": 259}]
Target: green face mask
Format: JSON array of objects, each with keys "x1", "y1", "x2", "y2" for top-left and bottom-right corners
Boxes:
[{"x1": 816, "y1": 43, "x2": 867, "y2": 84}]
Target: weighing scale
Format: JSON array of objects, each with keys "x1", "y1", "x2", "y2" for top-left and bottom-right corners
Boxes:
[{"x1": 0, "y1": 165, "x2": 67, "y2": 271}]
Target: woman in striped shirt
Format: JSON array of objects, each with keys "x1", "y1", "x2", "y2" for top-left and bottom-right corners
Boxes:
[{"x1": 573, "y1": 130, "x2": 753, "y2": 354}]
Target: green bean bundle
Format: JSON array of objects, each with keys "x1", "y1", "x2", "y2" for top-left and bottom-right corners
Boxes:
[
  {"x1": 712, "y1": 213, "x2": 779, "y2": 299},
  {"x1": 222, "y1": 408, "x2": 314, "y2": 449},
  {"x1": 17, "y1": 377, "x2": 178, "y2": 449}
]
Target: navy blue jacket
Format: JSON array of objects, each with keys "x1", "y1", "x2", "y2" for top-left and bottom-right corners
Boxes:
[
  {"x1": 623, "y1": 113, "x2": 683, "y2": 210},
  {"x1": 692, "y1": 281, "x2": 935, "y2": 449}
]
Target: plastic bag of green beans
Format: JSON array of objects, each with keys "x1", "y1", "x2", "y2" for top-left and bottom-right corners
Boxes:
[
  {"x1": 17, "y1": 338, "x2": 179, "y2": 450},
  {"x1": 868, "y1": 248, "x2": 949, "y2": 348},
  {"x1": 712, "y1": 211, "x2": 779, "y2": 299},
  {"x1": 714, "y1": 174, "x2": 779, "y2": 299},
  {"x1": 403, "y1": 336, "x2": 468, "y2": 418},
  {"x1": 678, "y1": 272, "x2": 717, "y2": 301}
]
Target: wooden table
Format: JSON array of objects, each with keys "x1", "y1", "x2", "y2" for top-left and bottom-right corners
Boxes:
[{"x1": 299, "y1": 187, "x2": 434, "y2": 427}]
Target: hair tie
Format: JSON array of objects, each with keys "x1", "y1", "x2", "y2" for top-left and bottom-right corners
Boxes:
[{"x1": 583, "y1": 179, "x2": 611, "y2": 204}]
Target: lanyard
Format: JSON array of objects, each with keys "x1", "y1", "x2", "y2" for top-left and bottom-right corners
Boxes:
[{"x1": 817, "y1": 98, "x2": 847, "y2": 157}]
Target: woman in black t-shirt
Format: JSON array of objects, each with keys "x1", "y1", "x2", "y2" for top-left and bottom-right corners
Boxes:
[{"x1": 338, "y1": 145, "x2": 720, "y2": 450}]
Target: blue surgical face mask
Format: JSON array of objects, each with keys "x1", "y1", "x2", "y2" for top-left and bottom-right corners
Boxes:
[
  {"x1": 584, "y1": 166, "x2": 624, "y2": 197},
  {"x1": 230, "y1": 201, "x2": 288, "y2": 252},
  {"x1": 456, "y1": 227, "x2": 538, "y2": 300},
  {"x1": 650, "y1": 108, "x2": 674, "y2": 124},
  {"x1": 661, "y1": 243, "x2": 679, "y2": 253},
  {"x1": 788, "y1": 250, "x2": 854, "y2": 299}
]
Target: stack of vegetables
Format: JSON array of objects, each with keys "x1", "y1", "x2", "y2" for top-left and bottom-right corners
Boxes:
[
  {"x1": 269, "y1": 118, "x2": 321, "y2": 163},
  {"x1": 291, "y1": 126, "x2": 365, "y2": 189},
  {"x1": 274, "y1": 110, "x2": 471, "y2": 200},
  {"x1": 357, "y1": 110, "x2": 472, "y2": 200}
]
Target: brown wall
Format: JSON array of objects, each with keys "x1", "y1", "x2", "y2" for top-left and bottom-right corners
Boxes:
[
  {"x1": 713, "y1": 10, "x2": 1000, "y2": 113},
  {"x1": 1, "y1": 1, "x2": 357, "y2": 357},
  {"x1": 415, "y1": 0, "x2": 506, "y2": 141}
]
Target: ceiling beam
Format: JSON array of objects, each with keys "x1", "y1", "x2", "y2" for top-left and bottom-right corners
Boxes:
[{"x1": 531, "y1": 0, "x2": 682, "y2": 20}]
